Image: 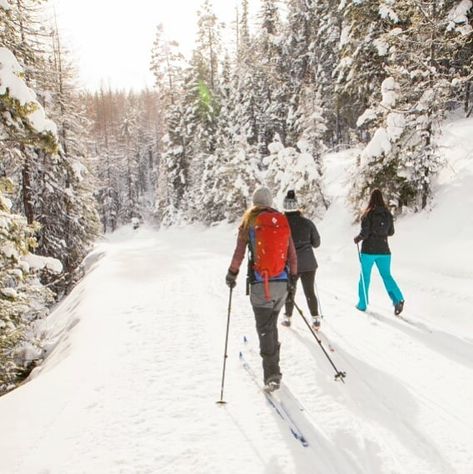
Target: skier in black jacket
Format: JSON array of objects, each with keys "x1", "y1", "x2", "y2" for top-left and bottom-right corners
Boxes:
[
  {"x1": 354, "y1": 188, "x2": 404, "y2": 315},
  {"x1": 281, "y1": 190, "x2": 322, "y2": 329}
]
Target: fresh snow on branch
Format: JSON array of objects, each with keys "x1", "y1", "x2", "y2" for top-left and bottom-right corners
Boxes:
[
  {"x1": 23, "y1": 254, "x2": 63, "y2": 274},
  {"x1": 379, "y1": 2, "x2": 399, "y2": 23},
  {"x1": 361, "y1": 128, "x2": 391, "y2": 162},
  {"x1": 447, "y1": 0, "x2": 473, "y2": 34},
  {"x1": 381, "y1": 77, "x2": 398, "y2": 108},
  {"x1": 0, "y1": 47, "x2": 57, "y2": 136}
]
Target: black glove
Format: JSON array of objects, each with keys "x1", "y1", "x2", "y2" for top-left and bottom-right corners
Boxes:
[
  {"x1": 226, "y1": 269, "x2": 238, "y2": 288},
  {"x1": 287, "y1": 274, "x2": 298, "y2": 294},
  {"x1": 354, "y1": 235, "x2": 362, "y2": 244}
]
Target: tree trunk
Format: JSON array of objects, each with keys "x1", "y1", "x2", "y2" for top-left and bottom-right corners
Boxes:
[
  {"x1": 465, "y1": 81, "x2": 471, "y2": 116},
  {"x1": 21, "y1": 156, "x2": 34, "y2": 224}
]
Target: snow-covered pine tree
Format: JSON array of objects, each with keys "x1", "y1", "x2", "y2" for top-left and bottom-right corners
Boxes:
[
  {"x1": 157, "y1": 101, "x2": 190, "y2": 225},
  {"x1": 0, "y1": 180, "x2": 57, "y2": 393},
  {"x1": 150, "y1": 23, "x2": 184, "y2": 109},
  {"x1": 31, "y1": 24, "x2": 101, "y2": 291},
  {"x1": 446, "y1": 1, "x2": 473, "y2": 116},
  {"x1": 0, "y1": 45, "x2": 60, "y2": 392},
  {"x1": 184, "y1": 0, "x2": 224, "y2": 222},
  {"x1": 231, "y1": 0, "x2": 260, "y2": 150},
  {"x1": 86, "y1": 87, "x2": 120, "y2": 232},
  {"x1": 149, "y1": 24, "x2": 189, "y2": 225},
  {"x1": 254, "y1": 0, "x2": 289, "y2": 156},
  {"x1": 264, "y1": 133, "x2": 325, "y2": 217},
  {"x1": 118, "y1": 111, "x2": 140, "y2": 222},
  {"x1": 280, "y1": 0, "x2": 328, "y2": 214},
  {"x1": 284, "y1": 0, "x2": 313, "y2": 148},
  {"x1": 133, "y1": 89, "x2": 160, "y2": 220},
  {"x1": 353, "y1": 1, "x2": 473, "y2": 212},
  {"x1": 310, "y1": 0, "x2": 343, "y2": 146},
  {"x1": 0, "y1": 1, "x2": 16, "y2": 51},
  {"x1": 156, "y1": 0, "x2": 223, "y2": 224},
  {"x1": 335, "y1": 0, "x2": 396, "y2": 145},
  {"x1": 204, "y1": 53, "x2": 260, "y2": 223},
  {"x1": 2, "y1": 0, "x2": 56, "y2": 226}
]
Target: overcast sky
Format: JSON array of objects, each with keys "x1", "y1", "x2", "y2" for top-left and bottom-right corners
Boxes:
[{"x1": 49, "y1": 0, "x2": 262, "y2": 92}]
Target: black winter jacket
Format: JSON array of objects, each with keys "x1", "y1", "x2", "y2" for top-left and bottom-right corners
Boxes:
[
  {"x1": 356, "y1": 206, "x2": 394, "y2": 254},
  {"x1": 285, "y1": 211, "x2": 320, "y2": 273}
]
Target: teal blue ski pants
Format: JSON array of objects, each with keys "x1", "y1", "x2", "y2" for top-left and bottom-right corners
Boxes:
[{"x1": 357, "y1": 253, "x2": 404, "y2": 310}]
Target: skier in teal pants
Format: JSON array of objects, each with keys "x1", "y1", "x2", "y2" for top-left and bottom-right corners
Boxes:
[{"x1": 354, "y1": 189, "x2": 404, "y2": 315}]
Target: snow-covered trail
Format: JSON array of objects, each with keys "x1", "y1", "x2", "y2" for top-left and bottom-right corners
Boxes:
[
  {"x1": 1, "y1": 221, "x2": 473, "y2": 474},
  {"x1": 2, "y1": 118, "x2": 473, "y2": 474}
]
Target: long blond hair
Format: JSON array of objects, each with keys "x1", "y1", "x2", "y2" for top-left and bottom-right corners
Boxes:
[{"x1": 240, "y1": 206, "x2": 267, "y2": 233}]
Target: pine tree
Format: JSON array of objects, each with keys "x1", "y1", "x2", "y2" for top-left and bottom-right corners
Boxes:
[
  {"x1": 150, "y1": 24, "x2": 184, "y2": 108},
  {"x1": 353, "y1": 1, "x2": 473, "y2": 211},
  {"x1": 254, "y1": 0, "x2": 289, "y2": 155},
  {"x1": 335, "y1": 0, "x2": 394, "y2": 143},
  {"x1": 32, "y1": 25, "x2": 101, "y2": 289},
  {"x1": 0, "y1": 181, "x2": 56, "y2": 392},
  {"x1": 250, "y1": 0, "x2": 326, "y2": 216},
  {"x1": 0, "y1": 45, "x2": 59, "y2": 392},
  {"x1": 157, "y1": 0, "x2": 224, "y2": 223},
  {"x1": 310, "y1": 0, "x2": 343, "y2": 146}
]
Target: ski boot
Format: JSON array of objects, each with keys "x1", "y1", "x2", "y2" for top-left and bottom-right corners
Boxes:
[
  {"x1": 394, "y1": 300, "x2": 404, "y2": 316},
  {"x1": 312, "y1": 315, "x2": 321, "y2": 331},
  {"x1": 264, "y1": 374, "x2": 281, "y2": 393},
  {"x1": 281, "y1": 315, "x2": 292, "y2": 327}
]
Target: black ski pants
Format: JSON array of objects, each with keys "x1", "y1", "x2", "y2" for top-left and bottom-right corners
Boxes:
[
  {"x1": 250, "y1": 281, "x2": 287, "y2": 384},
  {"x1": 285, "y1": 270, "x2": 319, "y2": 317},
  {"x1": 253, "y1": 307, "x2": 281, "y2": 384}
]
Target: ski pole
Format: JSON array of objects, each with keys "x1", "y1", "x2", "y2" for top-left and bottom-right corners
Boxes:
[
  {"x1": 356, "y1": 243, "x2": 369, "y2": 307},
  {"x1": 217, "y1": 287, "x2": 233, "y2": 404},
  {"x1": 292, "y1": 298, "x2": 346, "y2": 383}
]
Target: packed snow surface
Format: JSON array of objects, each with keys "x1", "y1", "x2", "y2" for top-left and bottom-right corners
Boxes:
[{"x1": 1, "y1": 119, "x2": 473, "y2": 473}]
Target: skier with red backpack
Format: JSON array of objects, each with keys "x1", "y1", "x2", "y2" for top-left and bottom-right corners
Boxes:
[{"x1": 225, "y1": 187, "x2": 298, "y2": 392}]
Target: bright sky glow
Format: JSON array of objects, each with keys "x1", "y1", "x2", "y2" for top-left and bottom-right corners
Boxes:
[{"x1": 49, "y1": 0, "x2": 261, "y2": 92}]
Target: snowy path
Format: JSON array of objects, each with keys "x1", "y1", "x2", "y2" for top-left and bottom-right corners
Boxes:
[
  {"x1": 2, "y1": 119, "x2": 473, "y2": 473},
  {"x1": 1, "y1": 224, "x2": 473, "y2": 474}
]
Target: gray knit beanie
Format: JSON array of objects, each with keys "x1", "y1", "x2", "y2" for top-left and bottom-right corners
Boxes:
[{"x1": 252, "y1": 187, "x2": 272, "y2": 208}]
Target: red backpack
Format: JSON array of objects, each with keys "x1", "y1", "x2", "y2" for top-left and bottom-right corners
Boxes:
[{"x1": 253, "y1": 210, "x2": 291, "y2": 300}]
